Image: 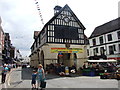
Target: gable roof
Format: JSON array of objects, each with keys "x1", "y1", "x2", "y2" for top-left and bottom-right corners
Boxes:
[
  {"x1": 89, "y1": 17, "x2": 120, "y2": 38},
  {"x1": 44, "y1": 4, "x2": 86, "y2": 30}
]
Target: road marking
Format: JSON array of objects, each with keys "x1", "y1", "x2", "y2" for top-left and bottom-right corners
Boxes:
[
  {"x1": 7, "y1": 76, "x2": 10, "y2": 86},
  {"x1": 4, "y1": 83, "x2": 7, "y2": 88}
]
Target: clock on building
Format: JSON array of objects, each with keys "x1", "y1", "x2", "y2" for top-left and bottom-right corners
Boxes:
[{"x1": 63, "y1": 17, "x2": 70, "y2": 23}]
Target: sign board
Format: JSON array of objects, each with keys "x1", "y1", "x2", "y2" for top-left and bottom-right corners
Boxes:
[{"x1": 51, "y1": 48, "x2": 83, "y2": 53}]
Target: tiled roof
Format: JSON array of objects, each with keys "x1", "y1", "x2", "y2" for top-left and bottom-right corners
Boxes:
[{"x1": 89, "y1": 17, "x2": 120, "y2": 38}]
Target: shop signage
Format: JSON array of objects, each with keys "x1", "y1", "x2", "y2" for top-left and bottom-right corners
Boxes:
[{"x1": 51, "y1": 48, "x2": 83, "y2": 53}]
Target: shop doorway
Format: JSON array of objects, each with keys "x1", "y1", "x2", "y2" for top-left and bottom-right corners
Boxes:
[{"x1": 57, "y1": 53, "x2": 77, "y2": 67}]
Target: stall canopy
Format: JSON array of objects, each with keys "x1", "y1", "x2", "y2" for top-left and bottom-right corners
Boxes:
[{"x1": 87, "y1": 59, "x2": 117, "y2": 63}]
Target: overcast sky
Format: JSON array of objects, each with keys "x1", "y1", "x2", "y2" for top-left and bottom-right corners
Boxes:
[{"x1": 0, "y1": 0, "x2": 119, "y2": 57}]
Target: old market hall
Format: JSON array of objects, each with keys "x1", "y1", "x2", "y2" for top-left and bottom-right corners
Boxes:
[{"x1": 29, "y1": 4, "x2": 88, "y2": 70}]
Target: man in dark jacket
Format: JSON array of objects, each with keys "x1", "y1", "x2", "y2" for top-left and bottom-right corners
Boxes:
[{"x1": 1, "y1": 64, "x2": 8, "y2": 83}]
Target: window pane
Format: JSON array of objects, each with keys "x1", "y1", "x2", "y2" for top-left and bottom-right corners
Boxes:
[
  {"x1": 100, "y1": 47, "x2": 105, "y2": 55},
  {"x1": 113, "y1": 45, "x2": 116, "y2": 51},
  {"x1": 87, "y1": 49, "x2": 89, "y2": 56},
  {"x1": 109, "y1": 46, "x2": 114, "y2": 55},
  {"x1": 99, "y1": 36, "x2": 103, "y2": 44},
  {"x1": 92, "y1": 39, "x2": 96, "y2": 46},
  {"x1": 107, "y1": 34, "x2": 112, "y2": 41},
  {"x1": 93, "y1": 48, "x2": 97, "y2": 55},
  {"x1": 117, "y1": 31, "x2": 120, "y2": 39},
  {"x1": 119, "y1": 44, "x2": 120, "y2": 53}
]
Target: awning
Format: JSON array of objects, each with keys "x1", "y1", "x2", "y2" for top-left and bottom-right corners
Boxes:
[{"x1": 87, "y1": 59, "x2": 117, "y2": 63}]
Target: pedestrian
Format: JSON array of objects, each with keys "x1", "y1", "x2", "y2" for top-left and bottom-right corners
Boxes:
[
  {"x1": 31, "y1": 70, "x2": 37, "y2": 88},
  {"x1": 1, "y1": 64, "x2": 8, "y2": 83},
  {"x1": 8, "y1": 64, "x2": 11, "y2": 72},
  {"x1": 37, "y1": 64, "x2": 46, "y2": 89}
]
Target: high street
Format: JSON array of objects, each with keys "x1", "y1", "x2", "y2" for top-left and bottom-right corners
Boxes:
[{"x1": 1, "y1": 67, "x2": 118, "y2": 89}]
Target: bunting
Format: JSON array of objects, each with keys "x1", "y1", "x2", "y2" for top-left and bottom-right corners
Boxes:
[{"x1": 34, "y1": 0, "x2": 44, "y2": 25}]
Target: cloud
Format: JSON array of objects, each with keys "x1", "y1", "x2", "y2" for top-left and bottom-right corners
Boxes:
[
  {"x1": 0, "y1": 0, "x2": 41, "y2": 57},
  {"x1": 0, "y1": 0, "x2": 119, "y2": 57}
]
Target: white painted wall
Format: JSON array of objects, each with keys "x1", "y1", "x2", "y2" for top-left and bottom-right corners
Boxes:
[{"x1": 88, "y1": 29, "x2": 120, "y2": 57}]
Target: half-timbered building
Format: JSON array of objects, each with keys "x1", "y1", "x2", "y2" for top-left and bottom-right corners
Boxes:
[{"x1": 29, "y1": 4, "x2": 88, "y2": 69}]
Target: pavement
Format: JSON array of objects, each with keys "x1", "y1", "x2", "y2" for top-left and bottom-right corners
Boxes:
[
  {"x1": 0, "y1": 74, "x2": 1, "y2": 89},
  {"x1": 0, "y1": 67, "x2": 118, "y2": 89},
  {"x1": 8, "y1": 67, "x2": 118, "y2": 88},
  {"x1": 0, "y1": 68, "x2": 16, "y2": 89}
]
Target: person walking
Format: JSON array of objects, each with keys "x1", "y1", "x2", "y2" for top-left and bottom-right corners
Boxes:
[
  {"x1": 1, "y1": 64, "x2": 8, "y2": 83},
  {"x1": 37, "y1": 64, "x2": 46, "y2": 89},
  {"x1": 31, "y1": 70, "x2": 37, "y2": 88}
]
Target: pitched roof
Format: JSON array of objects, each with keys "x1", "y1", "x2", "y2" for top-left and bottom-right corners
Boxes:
[
  {"x1": 89, "y1": 17, "x2": 120, "y2": 38},
  {"x1": 44, "y1": 4, "x2": 86, "y2": 30}
]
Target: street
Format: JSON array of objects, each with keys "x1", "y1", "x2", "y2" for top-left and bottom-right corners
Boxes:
[{"x1": 1, "y1": 67, "x2": 118, "y2": 89}]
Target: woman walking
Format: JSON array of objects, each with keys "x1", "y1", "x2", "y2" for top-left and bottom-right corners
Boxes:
[{"x1": 37, "y1": 64, "x2": 46, "y2": 89}]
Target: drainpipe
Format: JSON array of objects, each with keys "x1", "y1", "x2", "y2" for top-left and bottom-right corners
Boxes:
[{"x1": 104, "y1": 34, "x2": 107, "y2": 57}]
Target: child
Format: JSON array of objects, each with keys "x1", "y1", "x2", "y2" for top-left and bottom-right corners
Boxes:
[{"x1": 31, "y1": 70, "x2": 37, "y2": 88}]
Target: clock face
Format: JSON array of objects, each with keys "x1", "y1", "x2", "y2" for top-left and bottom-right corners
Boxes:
[{"x1": 64, "y1": 17, "x2": 70, "y2": 23}]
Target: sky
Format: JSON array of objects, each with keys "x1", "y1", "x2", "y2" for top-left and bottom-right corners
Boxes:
[{"x1": 0, "y1": 0, "x2": 119, "y2": 57}]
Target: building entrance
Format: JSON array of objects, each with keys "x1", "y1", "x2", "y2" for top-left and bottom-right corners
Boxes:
[{"x1": 58, "y1": 53, "x2": 77, "y2": 67}]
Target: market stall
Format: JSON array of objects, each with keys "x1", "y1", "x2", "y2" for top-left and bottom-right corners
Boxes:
[{"x1": 82, "y1": 59, "x2": 117, "y2": 77}]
